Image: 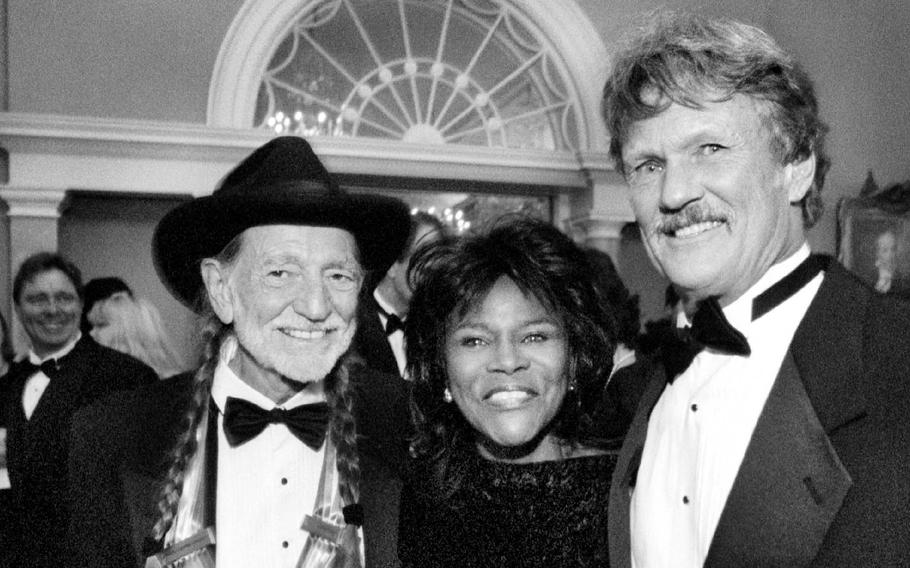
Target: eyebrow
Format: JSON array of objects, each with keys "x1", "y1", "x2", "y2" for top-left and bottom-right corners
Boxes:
[{"x1": 452, "y1": 316, "x2": 560, "y2": 331}]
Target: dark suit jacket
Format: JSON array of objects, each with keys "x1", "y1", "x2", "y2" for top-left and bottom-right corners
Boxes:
[
  {"x1": 0, "y1": 335, "x2": 157, "y2": 567},
  {"x1": 66, "y1": 363, "x2": 410, "y2": 568},
  {"x1": 352, "y1": 294, "x2": 401, "y2": 377},
  {"x1": 609, "y1": 257, "x2": 910, "y2": 567}
]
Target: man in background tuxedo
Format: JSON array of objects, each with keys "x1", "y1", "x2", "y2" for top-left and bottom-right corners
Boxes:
[
  {"x1": 353, "y1": 211, "x2": 446, "y2": 378},
  {"x1": 0, "y1": 252, "x2": 156, "y2": 567},
  {"x1": 602, "y1": 12, "x2": 910, "y2": 567}
]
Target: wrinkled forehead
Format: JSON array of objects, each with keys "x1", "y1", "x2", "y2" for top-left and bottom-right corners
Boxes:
[{"x1": 236, "y1": 224, "x2": 362, "y2": 268}]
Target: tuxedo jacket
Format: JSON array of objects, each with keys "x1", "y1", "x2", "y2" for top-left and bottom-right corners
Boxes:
[
  {"x1": 609, "y1": 257, "x2": 910, "y2": 567},
  {"x1": 65, "y1": 363, "x2": 411, "y2": 568},
  {"x1": 352, "y1": 294, "x2": 401, "y2": 378},
  {"x1": 0, "y1": 335, "x2": 157, "y2": 567}
]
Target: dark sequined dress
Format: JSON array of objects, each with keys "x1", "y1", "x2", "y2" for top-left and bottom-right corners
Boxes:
[{"x1": 398, "y1": 451, "x2": 617, "y2": 567}]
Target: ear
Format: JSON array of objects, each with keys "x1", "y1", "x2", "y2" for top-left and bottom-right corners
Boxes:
[
  {"x1": 200, "y1": 258, "x2": 234, "y2": 325},
  {"x1": 785, "y1": 153, "x2": 816, "y2": 203}
]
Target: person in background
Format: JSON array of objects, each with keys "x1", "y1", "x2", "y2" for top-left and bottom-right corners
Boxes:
[
  {"x1": 0, "y1": 252, "x2": 157, "y2": 568},
  {"x1": 80, "y1": 276, "x2": 133, "y2": 334},
  {"x1": 87, "y1": 287, "x2": 189, "y2": 378},
  {"x1": 66, "y1": 136, "x2": 412, "y2": 568},
  {"x1": 584, "y1": 248, "x2": 651, "y2": 443},
  {"x1": 353, "y1": 211, "x2": 447, "y2": 378},
  {"x1": 602, "y1": 12, "x2": 910, "y2": 566},
  {"x1": 398, "y1": 216, "x2": 619, "y2": 567}
]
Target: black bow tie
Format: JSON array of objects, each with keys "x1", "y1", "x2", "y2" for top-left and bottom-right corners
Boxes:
[
  {"x1": 662, "y1": 255, "x2": 828, "y2": 382},
  {"x1": 21, "y1": 358, "x2": 63, "y2": 380},
  {"x1": 222, "y1": 397, "x2": 330, "y2": 450},
  {"x1": 383, "y1": 313, "x2": 405, "y2": 336}
]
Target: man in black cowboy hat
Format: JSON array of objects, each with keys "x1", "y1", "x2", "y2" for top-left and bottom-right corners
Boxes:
[{"x1": 65, "y1": 136, "x2": 412, "y2": 568}]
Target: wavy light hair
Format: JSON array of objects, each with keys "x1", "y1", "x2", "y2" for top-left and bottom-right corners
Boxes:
[
  {"x1": 90, "y1": 294, "x2": 188, "y2": 378},
  {"x1": 602, "y1": 12, "x2": 830, "y2": 228}
]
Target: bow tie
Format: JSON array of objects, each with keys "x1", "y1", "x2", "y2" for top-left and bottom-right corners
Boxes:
[
  {"x1": 21, "y1": 358, "x2": 63, "y2": 380},
  {"x1": 662, "y1": 297, "x2": 750, "y2": 380},
  {"x1": 222, "y1": 397, "x2": 330, "y2": 450},
  {"x1": 662, "y1": 255, "x2": 828, "y2": 382},
  {"x1": 383, "y1": 313, "x2": 405, "y2": 336}
]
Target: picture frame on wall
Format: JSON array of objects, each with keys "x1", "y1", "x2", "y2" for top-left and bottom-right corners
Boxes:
[{"x1": 837, "y1": 173, "x2": 910, "y2": 299}]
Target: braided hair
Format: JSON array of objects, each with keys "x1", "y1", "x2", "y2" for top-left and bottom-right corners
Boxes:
[
  {"x1": 148, "y1": 311, "x2": 227, "y2": 543},
  {"x1": 148, "y1": 233, "x2": 362, "y2": 551}
]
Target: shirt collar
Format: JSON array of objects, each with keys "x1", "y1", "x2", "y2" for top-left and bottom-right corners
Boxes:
[
  {"x1": 28, "y1": 331, "x2": 82, "y2": 365},
  {"x1": 210, "y1": 334, "x2": 326, "y2": 414},
  {"x1": 373, "y1": 289, "x2": 400, "y2": 320}
]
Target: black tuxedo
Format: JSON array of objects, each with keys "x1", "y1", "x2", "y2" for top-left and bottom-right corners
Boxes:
[
  {"x1": 353, "y1": 294, "x2": 401, "y2": 377},
  {"x1": 0, "y1": 335, "x2": 157, "y2": 567},
  {"x1": 66, "y1": 363, "x2": 410, "y2": 568},
  {"x1": 608, "y1": 256, "x2": 910, "y2": 566}
]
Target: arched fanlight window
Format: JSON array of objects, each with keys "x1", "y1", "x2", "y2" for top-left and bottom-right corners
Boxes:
[{"x1": 255, "y1": 0, "x2": 584, "y2": 151}]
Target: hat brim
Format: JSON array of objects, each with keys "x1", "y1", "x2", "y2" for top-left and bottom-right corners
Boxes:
[{"x1": 153, "y1": 185, "x2": 411, "y2": 309}]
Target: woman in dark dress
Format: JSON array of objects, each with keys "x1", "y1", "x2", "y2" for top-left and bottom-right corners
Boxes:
[{"x1": 399, "y1": 216, "x2": 620, "y2": 567}]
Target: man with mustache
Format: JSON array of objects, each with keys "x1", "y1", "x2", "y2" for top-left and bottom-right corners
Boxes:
[
  {"x1": 0, "y1": 253, "x2": 157, "y2": 567},
  {"x1": 66, "y1": 136, "x2": 412, "y2": 568},
  {"x1": 602, "y1": 13, "x2": 910, "y2": 567}
]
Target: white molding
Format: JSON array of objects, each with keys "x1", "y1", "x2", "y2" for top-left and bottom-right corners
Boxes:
[
  {"x1": 511, "y1": 0, "x2": 610, "y2": 151},
  {"x1": 0, "y1": 112, "x2": 610, "y2": 194},
  {"x1": 208, "y1": 0, "x2": 309, "y2": 128},
  {"x1": 0, "y1": 188, "x2": 67, "y2": 218}
]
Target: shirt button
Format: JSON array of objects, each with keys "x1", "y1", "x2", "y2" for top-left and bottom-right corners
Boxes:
[
  {"x1": 683, "y1": 495, "x2": 690, "y2": 504},
  {"x1": 691, "y1": 403, "x2": 698, "y2": 412},
  {"x1": 282, "y1": 541, "x2": 289, "y2": 548},
  {"x1": 281, "y1": 477, "x2": 288, "y2": 485}
]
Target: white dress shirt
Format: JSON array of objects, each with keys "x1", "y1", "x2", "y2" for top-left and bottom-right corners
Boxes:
[
  {"x1": 22, "y1": 331, "x2": 81, "y2": 419},
  {"x1": 631, "y1": 246, "x2": 823, "y2": 568},
  {"x1": 374, "y1": 290, "x2": 407, "y2": 377},
  {"x1": 210, "y1": 354, "x2": 327, "y2": 568}
]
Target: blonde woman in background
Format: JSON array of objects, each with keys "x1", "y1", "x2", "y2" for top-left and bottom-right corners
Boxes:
[{"x1": 87, "y1": 291, "x2": 187, "y2": 378}]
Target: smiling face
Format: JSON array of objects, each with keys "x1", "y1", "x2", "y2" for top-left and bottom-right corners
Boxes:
[
  {"x1": 203, "y1": 225, "x2": 363, "y2": 402},
  {"x1": 16, "y1": 269, "x2": 83, "y2": 358},
  {"x1": 444, "y1": 276, "x2": 568, "y2": 463},
  {"x1": 621, "y1": 92, "x2": 814, "y2": 305}
]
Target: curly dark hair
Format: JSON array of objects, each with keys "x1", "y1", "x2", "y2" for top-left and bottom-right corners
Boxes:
[
  {"x1": 405, "y1": 215, "x2": 617, "y2": 479},
  {"x1": 602, "y1": 12, "x2": 830, "y2": 228}
]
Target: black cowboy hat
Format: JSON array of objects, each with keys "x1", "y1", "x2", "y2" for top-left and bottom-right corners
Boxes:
[{"x1": 153, "y1": 136, "x2": 411, "y2": 309}]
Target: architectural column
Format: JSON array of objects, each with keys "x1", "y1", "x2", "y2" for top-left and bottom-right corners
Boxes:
[
  {"x1": 565, "y1": 153, "x2": 634, "y2": 260},
  {"x1": 0, "y1": 188, "x2": 68, "y2": 338}
]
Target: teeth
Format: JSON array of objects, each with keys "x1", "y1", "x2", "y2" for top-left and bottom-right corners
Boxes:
[
  {"x1": 486, "y1": 390, "x2": 533, "y2": 408},
  {"x1": 674, "y1": 221, "x2": 722, "y2": 238},
  {"x1": 283, "y1": 329, "x2": 326, "y2": 340}
]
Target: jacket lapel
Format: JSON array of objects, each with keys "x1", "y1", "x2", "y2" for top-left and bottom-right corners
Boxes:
[
  {"x1": 706, "y1": 257, "x2": 865, "y2": 566},
  {"x1": 607, "y1": 362, "x2": 668, "y2": 568}
]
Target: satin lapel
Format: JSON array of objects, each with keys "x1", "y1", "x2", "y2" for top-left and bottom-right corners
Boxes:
[
  {"x1": 705, "y1": 353, "x2": 852, "y2": 567},
  {"x1": 706, "y1": 258, "x2": 864, "y2": 566},
  {"x1": 790, "y1": 259, "x2": 868, "y2": 434},
  {"x1": 607, "y1": 363, "x2": 668, "y2": 568}
]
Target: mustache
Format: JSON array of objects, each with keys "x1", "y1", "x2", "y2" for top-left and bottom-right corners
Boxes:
[{"x1": 654, "y1": 205, "x2": 729, "y2": 234}]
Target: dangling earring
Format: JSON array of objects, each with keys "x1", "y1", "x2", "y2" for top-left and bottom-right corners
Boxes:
[
  {"x1": 443, "y1": 387, "x2": 453, "y2": 403},
  {"x1": 568, "y1": 379, "x2": 577, "y2": 392}
]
